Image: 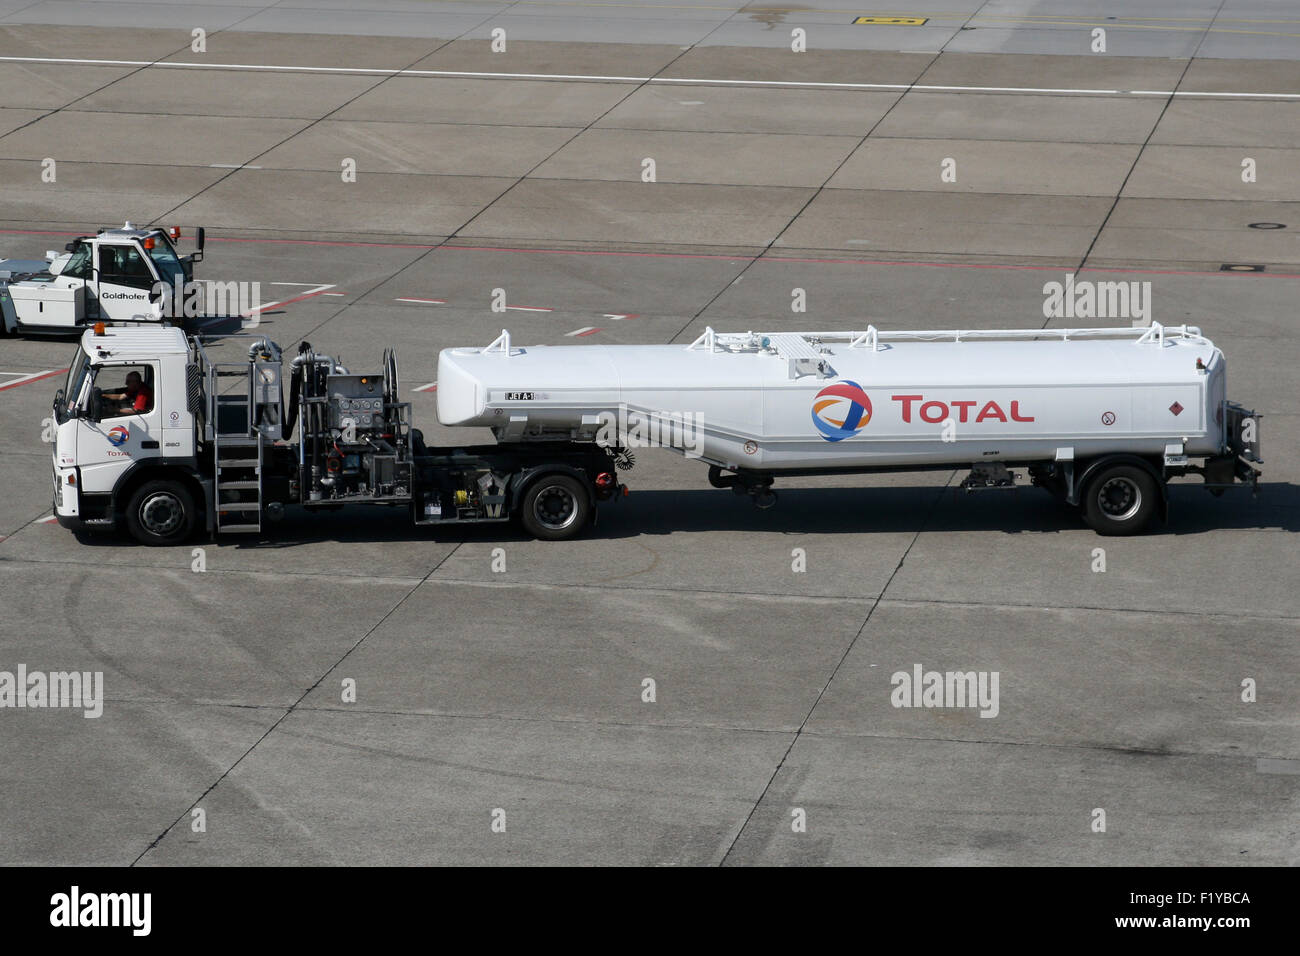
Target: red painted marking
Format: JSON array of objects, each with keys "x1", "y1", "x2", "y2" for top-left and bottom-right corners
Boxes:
[
  {"x1": 0, "y1": 368, "x2": 66, "y2": 392},
  {"x1": 1, "y1": 229, "x2": 1297, "y2": 278}
]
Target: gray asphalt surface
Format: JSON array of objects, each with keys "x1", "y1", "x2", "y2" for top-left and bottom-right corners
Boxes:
[{"x1": 0, "y1": 5, "x2": 1296, "y2": 865}]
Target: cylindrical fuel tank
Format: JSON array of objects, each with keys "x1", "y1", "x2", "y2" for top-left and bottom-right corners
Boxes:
[{"x1": 437, "y1": 327, "x2": 1226, "y2": 470}]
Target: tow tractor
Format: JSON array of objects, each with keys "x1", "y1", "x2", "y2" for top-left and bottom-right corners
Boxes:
[
  {"x1": 50, "y1": 325, "x2": 626, "y2": 544},
  {"x1": 1, "y1": 222, "x2": 205, "y2": 336}
]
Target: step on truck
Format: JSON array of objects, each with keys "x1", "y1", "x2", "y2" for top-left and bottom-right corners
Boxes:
[
  {"x1": 2, "y1": 222, "x2": 206, "y2": 336},
  {"x1": 50, "y1": 325, "x2": 625, "y2": 545}
]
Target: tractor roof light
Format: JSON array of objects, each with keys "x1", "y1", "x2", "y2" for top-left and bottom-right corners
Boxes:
[{"x1": 93, "y1": 322, "x2": 106, "y2": 336}]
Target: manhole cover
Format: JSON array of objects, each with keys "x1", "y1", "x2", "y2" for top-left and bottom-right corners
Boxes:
[{"x1": 1220, "y1": 264, "x2": 1265, "y2": 272}]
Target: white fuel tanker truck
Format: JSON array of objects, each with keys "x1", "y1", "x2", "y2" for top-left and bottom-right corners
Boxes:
[
  {"x1": 437, "y1": 324, "x2": 1262, "y2": 535},
  {"x1": 50, "y1": 323, "x2": 1261, "y2": 545}
]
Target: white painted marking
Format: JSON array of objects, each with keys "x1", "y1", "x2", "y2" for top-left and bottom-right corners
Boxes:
[
  {"x1": 38, "y1": 514, "x2": 59, "y2": 524},
  {"x1": 413, "y1": 382, "x2": 438, "y2": 392},
  {"x1": 396, "y1": 297, "x2": 447, "y2": 304},
  {"x1": 505, "y1": 305, "x2": 552, "y2": 313},
  {"x1": 322, "y1": 292, "x2": 345, "y2": 296},
  {"x1": 567, "y1": 327, "x2": 601, "y2": 337},
  {"x1": 0, "y1": 369, "x2": 59, "y2": 391},
  {"x1": 679, "y1": 100, "x2": 705, "y2": 105},
  {"x1": 2, "y1": 56, "x2": 1297, "y2": 100},
  {"x1": 603, "y1": 313, "x2": 639, "y2": 321},
  {"x1": 209, "y1": 163, "x2": 262, "y2": 169},
  {"x1": 243, "y1": 283, "x2": 335, "y2": 317},
  {"x1": 270, "y1": 281, "x2": 332, "y2": 287}
]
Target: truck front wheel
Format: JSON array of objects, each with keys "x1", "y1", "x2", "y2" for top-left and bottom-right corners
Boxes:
[
  {"x1": 1082, "y1": 464, "x2": 1158, "y2": 536},
  {"x1": 520, "y1": 474, "x2": 590, "y2": 541},
  {"x1": 124, "y1": 480, "x2": 197, "y2": 546}
]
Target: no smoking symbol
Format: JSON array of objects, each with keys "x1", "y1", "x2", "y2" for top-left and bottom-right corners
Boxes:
[{"x1": 1101, "y1": 411, "x2": 1116, "y2": 426}]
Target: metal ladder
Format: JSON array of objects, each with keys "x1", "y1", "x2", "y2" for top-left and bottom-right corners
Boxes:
[{"x1": 212, "y1": 364, "x2": 263, "y2": 535}]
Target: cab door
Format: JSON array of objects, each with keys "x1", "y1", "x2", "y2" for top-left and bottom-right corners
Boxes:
[
  {"x1": 77, "y1": 361, "x2": 162, "y2": 496},
  {"x1": 93, "y1": 243, "x2": 163, "y2": 322}
]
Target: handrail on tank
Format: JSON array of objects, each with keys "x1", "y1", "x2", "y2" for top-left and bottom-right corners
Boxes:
[
  {"x1": 685, "y1": 325, "x2": 1210, "y2": 353},
  {"x1": 687, "y1": 327, "x2": 717, "y2": 351},
  {"x1": 484, "y1": 329, "x2": 511, "y2": 354},
  {"x1": 849, "y1": 326, "x2": 881, "y2": 350}
]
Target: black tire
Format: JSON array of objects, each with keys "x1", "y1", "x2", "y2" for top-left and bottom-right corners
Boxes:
[
  {"x1": 519, "y1": 474, "x2": 591, "y2": 541},
  {"x1": 1082, "y1": 464, "x2": 1159, "y2": 536},
  {"x1": 124, "y1": 480, "x2": 197, "y2": 546}
]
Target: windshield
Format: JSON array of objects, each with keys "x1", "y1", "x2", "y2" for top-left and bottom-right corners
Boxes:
[
  {"x1": 58, "y1": 346, "x2": 91, "y2": 422},
  {"x1": 146, "y1": 233, "x2": 184, "y2": 287},
  {"x1": 62, "y1": 242, "x2": 91, "y2": 280}
]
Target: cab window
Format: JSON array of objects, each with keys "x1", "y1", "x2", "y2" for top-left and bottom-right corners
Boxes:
[
  {"x1": 61, "y1": 243, "x2": 92, "y2": 280},
  {"x1": 97, "y1": 364, "x2": 154, "y2": 418},
  {"x1": 98, "y1": 245, "x2": 155, "y2": 289}
]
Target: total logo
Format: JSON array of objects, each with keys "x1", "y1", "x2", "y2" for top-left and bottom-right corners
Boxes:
[
  {"x1": 107, "y1": 426, "x2": 129, "y2": 446},
  {"x1": 814, "y1": 382, "x2": 1037, "y2": 442},
  {"x1": 812, "y1": 380, "x2": 872, "y2": 442}
]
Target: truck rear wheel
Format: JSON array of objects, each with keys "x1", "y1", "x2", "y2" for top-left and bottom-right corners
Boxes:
[
  {"x1": 124, "y1": 480, "x2": 197, "y2": 546},
  {"x1": 1082, "y1": 464, "x2": 1158, "y2": 536},
  {"x1": 520, "y1": 474, "x2": 590, "y2": 541}
]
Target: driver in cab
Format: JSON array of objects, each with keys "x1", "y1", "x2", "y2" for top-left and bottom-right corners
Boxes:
[{"x1": 102, "y1": 370, "x2": 153, "y2": 415}]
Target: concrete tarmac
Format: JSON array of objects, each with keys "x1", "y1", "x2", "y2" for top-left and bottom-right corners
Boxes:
[{"x1": 0, "y1": 8, "x2": 1296, "y2": 865}]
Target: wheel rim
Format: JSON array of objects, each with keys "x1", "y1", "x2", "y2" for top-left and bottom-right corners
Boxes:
[
  {"x1": 533, "y1": 484, "x2": 578, "y2": 531},
  {"x1": 1097, "y1": 476, "x2": 1142, "y2": 521},
  {"x1": 139, "y1": 491, "x2": 184, "y2": 536}
]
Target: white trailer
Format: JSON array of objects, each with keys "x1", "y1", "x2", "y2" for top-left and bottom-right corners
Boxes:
[
  {"x1": 1, "y1": 222, "x2": 205, "y2": 336},
  {"x1": 437, "y1": 325, "x2": 1263, "y2": 535}
]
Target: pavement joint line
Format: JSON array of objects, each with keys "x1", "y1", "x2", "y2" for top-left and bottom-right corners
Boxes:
[
  {"x1": 5, "y1": 558, "x2": 1298, "y2": 621},
  {"x1": 3, "y1": 56, "x2": 1300, "y2": 99},
  {"x1": 129, "y1": 538, "x2": 465, "y2": 866},
  {"x1": 5, "y1": 226, "x2": 1300, "y2": 277},
  {"x1": 663, "y1": 42, "x2": 941, "y2": 346},
  {"x1": 148, "y1": 9, "x2": 503, "y2": 228},
  {"x1": 62, "y1": 699, "x2": 1299, "y2": 763},
  {"x1": 1072, "y1": 17, "x2": 1205, "y2": 280},
  {"x1": 719, "y1": 475, "x2": 955, "y2": 865}
]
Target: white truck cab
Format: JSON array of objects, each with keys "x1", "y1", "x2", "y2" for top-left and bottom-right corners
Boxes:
[
  {"x1": 2, "y1": 222, "x2": 204, "y2": 335},
  {"x1": 52, "y1": 324, "x2": 198, "y2": 534}
]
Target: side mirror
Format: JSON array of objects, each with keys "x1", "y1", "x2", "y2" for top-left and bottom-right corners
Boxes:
[
  {"x1": 64, "y1": 241, "x2": 77, "y2": 253},
  {"x1": 194, "y1": 227, "x2": 206, "y2": 262}
]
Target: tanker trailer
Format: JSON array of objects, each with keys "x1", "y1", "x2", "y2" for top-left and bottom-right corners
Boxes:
[{"x1": 437, "y1": 325, "x2": 1262, "y2": 535}]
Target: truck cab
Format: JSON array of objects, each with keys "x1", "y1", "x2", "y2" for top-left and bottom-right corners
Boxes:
[
  {"x1": 2, "y1": 222, "x2": 204, "y2": 335},
  {"x1": 52, "y1": 325, "x2": 198, "y2": 534}
]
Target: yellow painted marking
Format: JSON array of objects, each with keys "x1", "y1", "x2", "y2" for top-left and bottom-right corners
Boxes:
[{"x1": 853, "y1": 16, "x2": 929, "y2": 25}]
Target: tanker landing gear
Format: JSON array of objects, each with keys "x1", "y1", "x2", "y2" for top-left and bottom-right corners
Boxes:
[{"x1": 708, "y1": 467, "x2": 777, "y2": 509}]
